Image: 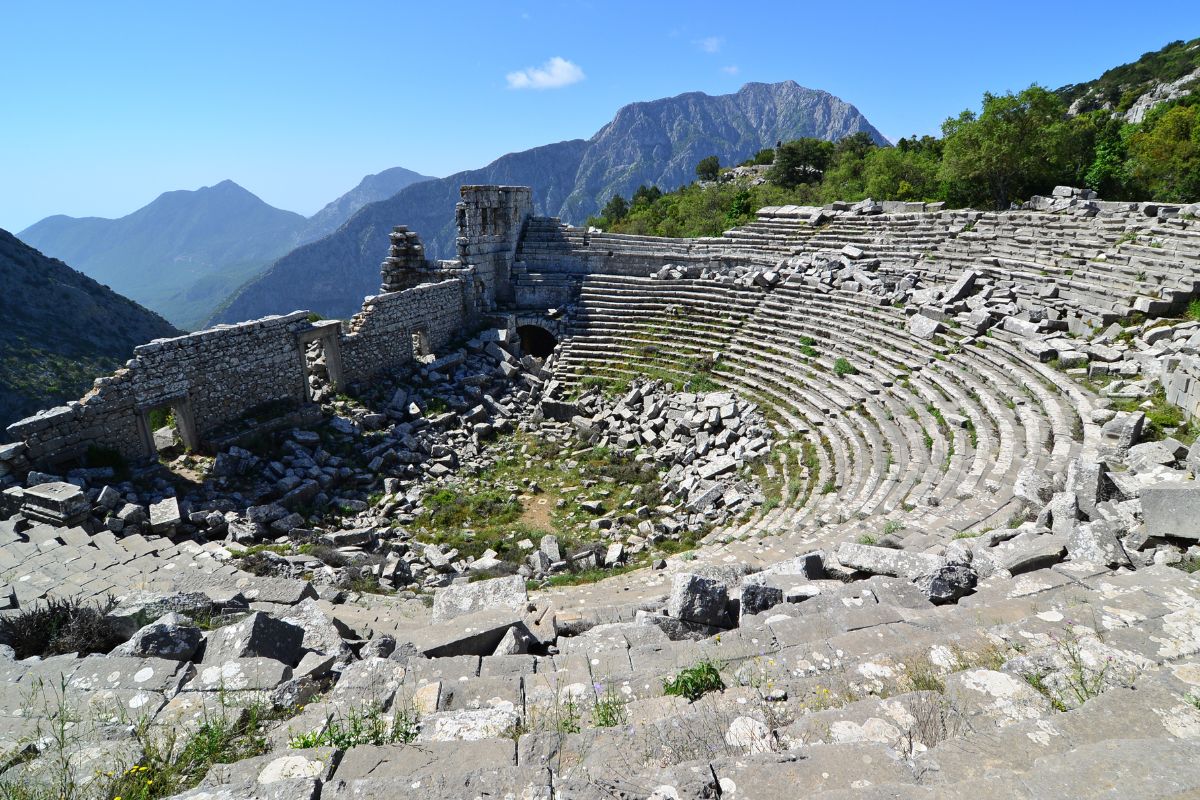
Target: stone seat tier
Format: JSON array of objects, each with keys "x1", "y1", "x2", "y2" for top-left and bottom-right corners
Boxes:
[{"x1": 555, "y1": 273, "x2": 1083, "y2": 538}]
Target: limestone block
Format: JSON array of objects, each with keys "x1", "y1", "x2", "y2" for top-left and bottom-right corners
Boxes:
[
  {"x1": 1140, "y1": 484, "x2": 1200, "y2": 541},
  {"x1": 432, "y1": 575, "x2": 528, "y2": 624},
  {"x1": 201, "y1": 612, "x2": 305, "y2": 667}
]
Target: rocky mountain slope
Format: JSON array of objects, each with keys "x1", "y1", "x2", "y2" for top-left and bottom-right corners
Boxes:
[
  {"x1": 0, "y1": 229, "x2": 180, "y2": 429},
  {"x1": 1059, "y1": 37, "x2": 1200, "y2": 121},
  {"x1": 19, "y1": 168, "x2": 434, "y2": 331},
  {"x1": 302, "y1": 165, "x2": 434, "y2": 242},
  {"x1": 211, "y1": 81, "x2": 884, "y2": 324},
  {"x1": 19, "y1": 180, "x2": 308, "y2": 330}
]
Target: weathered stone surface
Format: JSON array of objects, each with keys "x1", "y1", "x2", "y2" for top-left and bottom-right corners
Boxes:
[
  {"x1": 148, "y1": 496, "x2": 181, "y2": 533},
  {"x1": 409, "y1": 608, "x2": 529, "y2": 658},
  {"x1": 112, "y1": 612, "x2": 202, "y2": 660},
  {"x1": 996, "y1": 536, "x2": 1067, "y2": 575},
  {"x1": 201, "y1": 612, "x2": 304, "y2": 666},
  {"x1": 21, "y1": 482, "x2": 89, "y2": 526},
  {"x1": 667, "y1": 573, "x2": 729, "y2": 627},
  {"x1": 907, "y1": 313, "x2": 943, "y2": 340},
  {"x1": 914, "y1": 562, "x2": 977, "y2": 604},
  {"x1": 1068, "y1": 520, "x2": 1132, "y2": 567},
  {"x1": 835, "y1": 542, "x2": 940, "y2": 578},
  {"x1": 1141, "y1": 484, "x2": 1200, "y2": 541},
  {"x1": 432, "y1": 575, "x2": 528, "y2": 624},
  {"x1": 739, "y1": 583, "x2": 784, "y2": 619},
  {"x1": 107, "y1": 591, "x2": 219, "y2": 637}
]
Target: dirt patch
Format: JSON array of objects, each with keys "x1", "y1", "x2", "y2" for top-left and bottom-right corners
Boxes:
[{"x1": 518, "y1": 493, "x2": 558, "y2": 533}]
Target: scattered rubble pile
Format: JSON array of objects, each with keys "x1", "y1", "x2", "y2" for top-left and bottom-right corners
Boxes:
[
  {"x1": 0, "y1": 507, "x2": 1198, "y2": 797},
  {"x1": 1, "y1": 336, "x2": 780, "y2": 599},
  {"x1": 0, "y1": 326, "x2": 558, "y2": 593},
  {"x1": 550, "y1": 380, "x2": 772, "y2": 529}
]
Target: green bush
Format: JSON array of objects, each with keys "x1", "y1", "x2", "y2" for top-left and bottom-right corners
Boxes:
[
  {"x1": 592, "y1": 687, "x2": 629, "y2": 727},
  {"x1": 289, "y1": 704, "x2": 418, "y2": 749},
  {"x1": 422, "y1": 487, "x2": 521, "y2": 529},
  {"x1": 99, "y1": 703, "x2": 275, "y2": 800},
  {"x1": 696, "y1": 155, "x2": 721, "y2": 181},
  {"x1": 751, "y1": 147, "x2": 775, "y2": 165},
  {"x1": 833, "y1": 358, "x2": 858, "y2": 377},
  {"x1": 663, "y1": 660, "x2": 725, "y2": 702}
]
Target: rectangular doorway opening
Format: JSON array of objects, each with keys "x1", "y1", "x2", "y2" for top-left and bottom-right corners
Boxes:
[
  {"x1": 411, "y1": 328, "x2": 431, "y2": 361},
  {"x1": 304, "y1": 337, "x2": 334, "y2": 403},
  {"x1": 142, "y1": 398, "x2": 196, "y2": 458}
]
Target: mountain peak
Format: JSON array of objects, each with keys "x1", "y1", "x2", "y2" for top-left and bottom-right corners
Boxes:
[
  {"x1": 212, "y1": 81, "x2": 884, "y2": 325},
  {"x1": 302, "y1": 166, "x2": 435, "y2": 242}
]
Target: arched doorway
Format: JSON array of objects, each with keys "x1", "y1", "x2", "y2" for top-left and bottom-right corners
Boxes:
[{"x1": 517, "y1": 324, "x2": 558, "y2": 358}]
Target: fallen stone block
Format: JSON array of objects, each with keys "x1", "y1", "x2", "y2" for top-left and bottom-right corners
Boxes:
[
  {"x1": 21, "y1": 482, "x2": 89, "y2": 527},
  {"x1": 112, "y1": 612, "x2": 202, "y2": 660},
  {"x1": 1139, "y1": 484, "x2": 1200, "y2": 542},
  {"x1": 635, "y1": 610, "x2": 723, "y2": 641},
  {"x1": 667, "y1": 573, "x2": 729, "y2": 627},
  {"x1": 907, "y1": 313, "x2": 944, "y2": 340},
  {"x1": 914, "y1": 562, "x2": 977, "y2": 604},
  {"x1": 834, "y1": 542, "x2": 940, "y2": 579},
  {"x1": 1068, "y1": 520, "x2": 1132, "y2": 568},
  {"x1": 739, "y1": 583, "x2": 784, "y2": 620},
  {"x1": 1101, "y1": 411, "x2": 1145, "y2": 458},
  {"x1": 149, "y1": 497, "x2": 181, "y2": 534},
  {"x1": 409, "y1": 608, "x2": 531, "y2": 658},
  {"x1": 996, "y1": 536, "x2": 1067, "y2": 575},
  {"x1": 107, "y1": 591, "x2": 220, "y2": 638},
  {"x1": 201, "y1": 611, "x2": 305, "y2": 667},
  {"x1": 432, "y1": 575, "x2": 528, "y2": 624}
]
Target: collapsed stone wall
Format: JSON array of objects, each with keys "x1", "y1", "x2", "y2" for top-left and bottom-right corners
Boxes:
[
  {"x1": 341, "y1": 278, "x2": 468, "y2": 381},
  {"x1": 4, "y1": 276, "x2": 474, "y2": 470},
  {"x1": 1165, "y1": 357, "x2": 1200, "y2": 421},
  {"x1": 5, "y1": 311, "x2": 317, "y2": 464}
]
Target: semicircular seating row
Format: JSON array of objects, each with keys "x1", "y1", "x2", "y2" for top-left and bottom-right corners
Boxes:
[
  {"x1": 552, "y1": 271, "x2": 1094, "y2": 550},
  {"x1": 722, "y1": 209, "x2": 1200, "y2": 328}
]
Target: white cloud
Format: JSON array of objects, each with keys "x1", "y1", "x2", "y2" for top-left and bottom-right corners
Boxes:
[
  {"x1": 721, "y1": 65, "x2": 740, "y2": 75},
  {"x1": 505, "y1": 57, "x2": 585, "y2": 90},
  {"x1": 694, "y1": 36, "x2": 723, "y2": 54}
]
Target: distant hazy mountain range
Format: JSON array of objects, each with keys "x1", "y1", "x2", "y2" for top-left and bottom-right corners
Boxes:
[
  {"x1": 19, "y1": 167, "x2": 433, "y2": 330},
  {"x1": 0, "y1": 229, "x2": 181, "y2": 429},
  {"x1": 212, "y1": 81, "x2": 883, "y2": 324}
]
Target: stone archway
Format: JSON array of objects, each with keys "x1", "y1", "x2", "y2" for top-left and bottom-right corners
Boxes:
[{"x1": 516, "y1": 324, "x2": 559, "y2": 358}]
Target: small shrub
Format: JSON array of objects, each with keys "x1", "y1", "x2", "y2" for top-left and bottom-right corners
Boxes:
[
  {"x1": 289, "y1": 704, "x2": 419, "y2": 749},
  {"x1": 1172, "y1": 557, "x2": 1200, "y2": 574},
  {"x1": 297, "y1": 542, "x2": 350, "y2": 568},
  {"x1": 900, "y1": 655, "x2": 946, "y2": 693},
  {"x1": 833, "y1": 358, "x2": 857, "y2": 377},
  {"x1": 1023, "y1": 671, "x2": 1069, "y2": 712},
  {"x1": 592, "y1": 687, "x2": 628, "y2": 728},
  {"x1": 663, "y1": 660, "x2": 725, "y2": 702},
  {"x1": 0, "y1": 596, "x2": 123, "y2": 659},
  {"x1": 103, "y1": 703, "x2": 274, "y2": 800}
]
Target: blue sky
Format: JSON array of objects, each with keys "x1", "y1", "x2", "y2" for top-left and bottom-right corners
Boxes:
[{"x1": 1, "y1": 1, "x2": 1195, "y2": 232}]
